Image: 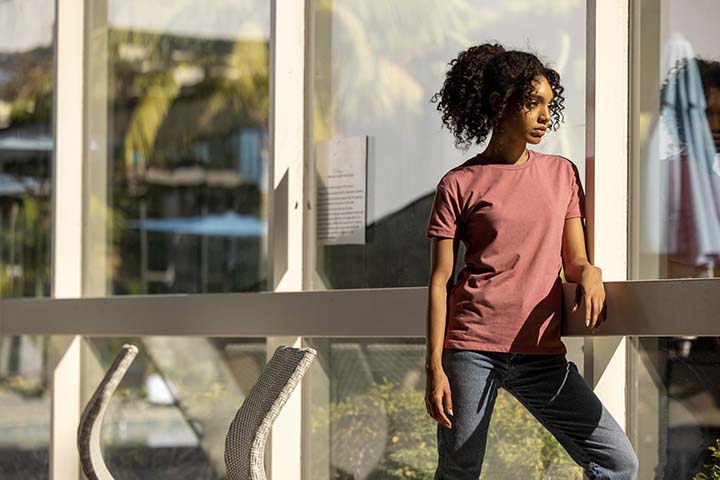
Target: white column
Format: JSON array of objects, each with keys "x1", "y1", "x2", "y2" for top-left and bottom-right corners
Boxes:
[
  {"x1": 49, "y1": 336, "x2": 82, "y2": 480},
  {"x1": 52, "y1": 1, "x2": 85, "y2": 296},
  {"x1": 50, "y1": 0, "x2": 85, "y2": 478},
  {"x1": 269, "y1": 0, "x2": 305, "y2": 292},
  {"x1": 267, "y1": 0, "x2": 306, "y2": 479},
  {"x1": 585, "y1": 0, "x2": 630, "y2": 431},
  {"x1": 266, "y1": 336, "x2": 304, "y2": 480}
]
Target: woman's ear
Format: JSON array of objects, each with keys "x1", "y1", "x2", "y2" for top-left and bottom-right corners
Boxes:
[{"x1": 489, "y1": 92, "x2": 500, "y2": 112}]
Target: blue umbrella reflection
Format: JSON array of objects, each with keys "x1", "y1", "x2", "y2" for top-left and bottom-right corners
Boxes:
[{"x1": 127, "y1": 211, "x2": 266, "y2": 237}]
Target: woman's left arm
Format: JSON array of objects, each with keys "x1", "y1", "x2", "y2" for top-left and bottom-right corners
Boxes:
[{"x1": 561, "y1": 217, "x2": 607, "y2": 331}]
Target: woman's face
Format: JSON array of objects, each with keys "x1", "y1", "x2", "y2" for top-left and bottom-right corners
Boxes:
[
  {"x1": 497, "y1": 74, "x2": 553, "y2": 145},
  {"x1": 706, "y1": 86, "x2": 720, "y2": 152}
]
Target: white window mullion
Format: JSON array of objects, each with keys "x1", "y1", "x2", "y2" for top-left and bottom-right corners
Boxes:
[
  {"x1": 267, "y1": 0, "x2": 306, "y2": 479},
  {"x1": 585, "y1": 0, "x2": 630, "y2": 434},
  {"x1": 269, "y1": 0, "x2": 305, "y2": 293},
  {"x1": 50, "y1": 0, "x2": 85, "y2": 477},
  {"x1": 52, "y1": 2, "x2": 85, "y2": 296}
]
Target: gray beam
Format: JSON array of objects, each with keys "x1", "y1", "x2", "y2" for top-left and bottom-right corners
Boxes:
[{"x1": 1, "y1": 279, "x2": 718, "y2": 337}]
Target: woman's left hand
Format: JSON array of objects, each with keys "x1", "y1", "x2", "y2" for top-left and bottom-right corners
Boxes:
[{"x1": 573, "y1": 265, "x2": 607, "y2": 331}]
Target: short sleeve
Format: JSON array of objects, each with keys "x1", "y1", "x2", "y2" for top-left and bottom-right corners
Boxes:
[
  {"x1": 425, "y1": 182, "x2": 462, "y2": 238},
  {"x1": 565, "y1": 162, "x2": 585, "y2": 219}
]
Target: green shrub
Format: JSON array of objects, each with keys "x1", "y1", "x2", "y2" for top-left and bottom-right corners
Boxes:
[
  {"x1": 309, "y1": 378, "x2": 583, "y2": 479},
  {"x1": 693, "y1": 438, "x2": 720, "y2": 480}
]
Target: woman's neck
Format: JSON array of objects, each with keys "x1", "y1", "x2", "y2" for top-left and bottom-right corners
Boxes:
[{"x1": 480, "y1": 136, "x2": 528, "y2": 165}]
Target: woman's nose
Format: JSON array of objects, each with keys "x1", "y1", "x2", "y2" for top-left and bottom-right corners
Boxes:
[{"x1": 540, "y1": 106, "x2": 551, "y2": 123}]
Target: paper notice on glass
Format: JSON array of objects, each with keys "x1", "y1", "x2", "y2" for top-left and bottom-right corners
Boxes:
[{"x1": 315, "y1": 136, "x2": 367, "y2": 245}]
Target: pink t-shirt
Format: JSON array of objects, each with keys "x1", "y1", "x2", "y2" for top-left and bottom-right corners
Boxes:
[{"x1": 425, "y1": 148, "x2": 585, "y2": 354}]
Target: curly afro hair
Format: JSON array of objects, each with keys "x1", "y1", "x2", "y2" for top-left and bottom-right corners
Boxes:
[
  {"x1": 697, "y1": 57, "x2": 720, "y2": 94},
  {"x1": 430, "y1": 43, "x2": 566, "y2": 151}
]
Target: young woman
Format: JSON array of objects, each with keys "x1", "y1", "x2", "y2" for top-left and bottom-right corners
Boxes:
[{"x1": 424, "y1": 43, "x2": 639, "y2": 479}]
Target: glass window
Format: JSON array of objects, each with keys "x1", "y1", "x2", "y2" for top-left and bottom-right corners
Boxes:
[
  {"x1": 0, "y1": 336, "x2": 50, "y2": 478},
  {"x1": 84, "y1": 1, "x2": 270, "y2": 296},
  {"x1": 634, "y1": 0, "x2": 720, "y2": 280},
  {"x1": 0, "y1": 0, "x2": 55, "y2": 298},
  {"x1": 87, "y1": 337, "x2": 265, "y2": 478},
  {"x1": 631, "y1": 336, "x2": 720, "y2": 479},
  {"x1": 632, "y1": 4, "x2": 720, "y2": 474},
  {"x1": 306, "y1": 0, "x2": 587, "y2": 289},
  {"x1": 304, "y1": 337, "x2": 583, "y2": 479}
]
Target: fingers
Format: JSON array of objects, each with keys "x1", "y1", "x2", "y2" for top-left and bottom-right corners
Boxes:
[
  {"x1": 425, "y1": 395, "x2": 437, "y2": 421},
  {"x1": 573, "y1": 284, "x2": 582, "y2": 312},
  {"x1": 425, "y1": 394, "x2": 450, "y2": 428},
  {"x1": 425, "y1": 390, "x2": 453, "y2": 428},
  {"x1": 595, "y1": 296, "x2": 601, "y2": 329},
  {"x1": 434, "y1": 391, "x2": 452, "y2": 428},
  {"x1": 443, "y1": 391, "x2": 454, "y2": 418},
  {"x1": 596, "y1": 297, "x2": 607, "y2": 326},
  {"x1": 425, "y1": 368, "x2": 453, "y2": 428},
  {"x1": 589, "y1": 295, "x2": 607, "y2": 332},
  {"x1": 585, "y1": 294, "x2": 592, "y2": 327},
  {"x1": 576, "y1": 288, "x2": 607, "y2": 332}
]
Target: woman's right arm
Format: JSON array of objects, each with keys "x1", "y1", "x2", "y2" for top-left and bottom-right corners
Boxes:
[{"x1": 425, "y1": 236, "x2": 459, "y2": 429}]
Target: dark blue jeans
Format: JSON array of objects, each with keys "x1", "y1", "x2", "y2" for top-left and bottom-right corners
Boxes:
[{"x1": 435, "y1": 349, "x2": 639, "y2": 479}]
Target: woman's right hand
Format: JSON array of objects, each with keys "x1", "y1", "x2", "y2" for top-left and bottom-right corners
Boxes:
[{"x1": 425, "y1": 366, "x2": 453, "y2": 428}]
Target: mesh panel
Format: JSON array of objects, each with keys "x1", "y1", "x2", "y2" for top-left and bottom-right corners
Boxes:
[
  {"x1": 78, "y1": 344, "x2": 139, "y2": 480},
  {"x1": 224, "y1": 345, "x2": 316, "y2": 480}
]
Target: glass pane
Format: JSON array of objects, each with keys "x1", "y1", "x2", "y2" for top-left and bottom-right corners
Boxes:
[
  {"x1": 306, "y1": 1, "x2": 587, "y2": 289},
  {"x1": 85, "y1": 337, "x2": 265, "y2": 478},
  {"x1": 632, "y1": 4, "x2": 720, "y2": 473},
  {"x1": 304, "y1": 338, "x2": 584, "y2": 479},
  {"x1": 0, "y1": 336, "x2": 50, "y2": 479},
  {"x1": 630, "y1": 336, "x2": 720, "y2": 479},
  {"x1": 0, "y1": 0, "x2": 55, "y2": 298},
  {"x1": 84, "y1": 1, "x2": 270, "y2": 296},
  {"x1": 634, "y1": 0, "x2": 720, "y2": 280}
]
